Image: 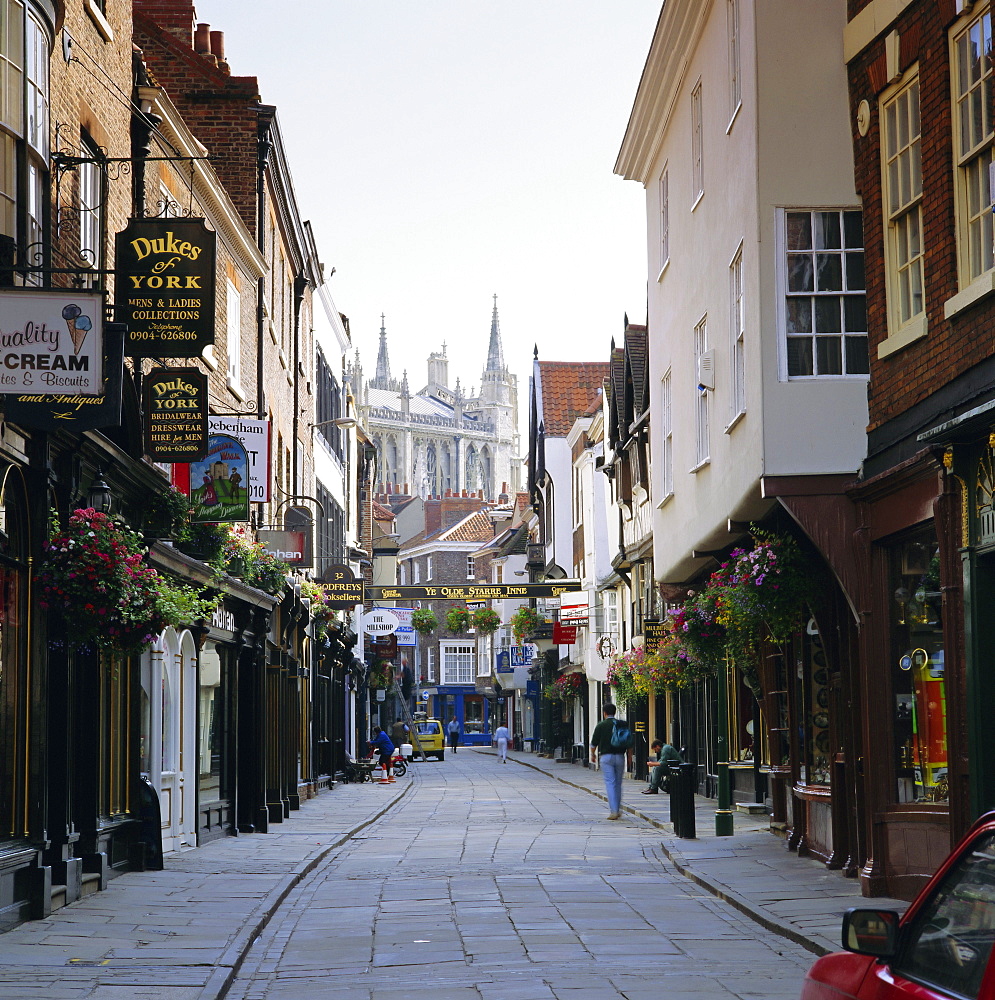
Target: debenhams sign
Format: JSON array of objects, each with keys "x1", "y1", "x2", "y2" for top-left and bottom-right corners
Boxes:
[
  {"x1": 116, "y1": 217, "x2": 216, "y2": 358},
  {"x1": 0, "y1": 289, "x2": 103, "y2": 395}
]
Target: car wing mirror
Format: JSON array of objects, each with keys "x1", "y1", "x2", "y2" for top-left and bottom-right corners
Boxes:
[{"x1": 842, "y1": 908, "x2": 901, "y2": 959}]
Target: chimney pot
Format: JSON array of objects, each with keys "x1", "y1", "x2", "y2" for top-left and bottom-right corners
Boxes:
[
  {"x1": 210, "y1": 29, "x2": 225, "y2": 59},
  {"x1": 194, "y1": 22, "x2": 211, "y2": 53}
]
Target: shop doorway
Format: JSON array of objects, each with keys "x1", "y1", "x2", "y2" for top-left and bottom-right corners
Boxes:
[{"x1": 141, "y1": 628, "x2": 197, "y2": 853}]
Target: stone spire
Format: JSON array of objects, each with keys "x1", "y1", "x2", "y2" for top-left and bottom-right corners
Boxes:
[
  {"x1": 485, "y1": 294, "x2": 505, "y2": 372},
  {"x1": 371, "y1": 314, "x2": 393, "y2": 389}
]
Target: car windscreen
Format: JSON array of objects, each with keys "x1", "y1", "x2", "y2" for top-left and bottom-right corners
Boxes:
[{"x1": 894, "y1": 831, "x2": 995, "y2": 999}]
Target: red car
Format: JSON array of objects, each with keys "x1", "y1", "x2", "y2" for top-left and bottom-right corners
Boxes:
[{"x1": 802, "y1": 811, "x2": 995, "y2": 999}]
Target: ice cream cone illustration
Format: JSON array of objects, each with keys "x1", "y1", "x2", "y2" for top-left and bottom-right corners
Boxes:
[{"x1": 62, "y1": 304, "x2": 91, "y2": 354}]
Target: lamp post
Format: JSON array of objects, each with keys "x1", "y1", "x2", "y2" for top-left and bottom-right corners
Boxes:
[{"x1": 715, "y1": 654, "x2": 735, "y2": 836}]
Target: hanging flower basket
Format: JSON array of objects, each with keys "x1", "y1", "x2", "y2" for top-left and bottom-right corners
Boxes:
[
  {"x1": 368, "y1": 660, "x2": 394, "y2": 689},
  {"x1": 545, "y1": 671, "x2": 586, "y2": 701},
  {"x1": 300, "y1": 580, "x2": 334, "y2": 642},
  {"x1": 607, "y1": 637, "x2": 708, "y2": 707},
  {"x1": 510, "y1": 604, "x2": 542, "y2": 643},
  {"x1": 37, "y1": 508, "x2": 216, "y2": 654},
  {"x1": 411, "y1": 607, "x2": 439, "y2": 635},
  {"x1": 471, "y1": 607, "x2": 501, "y2": 635},
  {"x1": 222, "y1": 527, "x2": 290, "y2": 594},
  {"x1": 445, "y1": 605, "x2": 472, "y2": 633},
  {"x1": 665, "y1": 529, "x2": 811, "y2": 699}
]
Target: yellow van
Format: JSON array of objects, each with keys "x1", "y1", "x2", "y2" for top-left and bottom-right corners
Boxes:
[{"x1": 411, "y1": 718, "x2": 446, "y2": 760}]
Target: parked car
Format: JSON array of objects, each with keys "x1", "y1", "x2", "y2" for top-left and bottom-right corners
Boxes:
[
  {"x1": 801, "y1": 811, "x2": 995, "y2": 999},
  {"x1": 411, "y1": 718, "x2": 445, "y2": 760}
]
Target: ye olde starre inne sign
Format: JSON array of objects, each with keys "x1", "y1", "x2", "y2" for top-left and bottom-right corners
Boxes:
[{"x1": 116, "y1": 218, "x2": 216, "y2": 358}]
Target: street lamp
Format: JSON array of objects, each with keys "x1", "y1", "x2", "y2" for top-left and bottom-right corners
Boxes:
[
  {"x1": 87, "y1": 471, "x2": 113, "y2": 513},
  {"x1": 310, "y1": 417, "x2": 357, "y2": 431}
]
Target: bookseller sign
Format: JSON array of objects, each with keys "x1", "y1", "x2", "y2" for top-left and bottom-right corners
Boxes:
[
  {"x1": 0, "y1": 289, "x2": 103, "y2": 394},
  {"x1": 116, "y1": 218, "x2": 216, "y2": 357}
]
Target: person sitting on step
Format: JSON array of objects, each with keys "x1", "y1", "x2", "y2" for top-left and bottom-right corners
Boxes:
[{"x1": 642, "y1": 739, "x2": 683, "y2": 794}]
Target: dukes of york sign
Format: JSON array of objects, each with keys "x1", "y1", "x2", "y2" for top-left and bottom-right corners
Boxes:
[{"x1": 116, "y1": 218, "x2": 217, "y2": 358}]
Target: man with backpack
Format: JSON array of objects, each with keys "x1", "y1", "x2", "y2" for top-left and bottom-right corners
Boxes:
[{"x1": 589, "y1": 702, "x2": 633, "y2": 820}]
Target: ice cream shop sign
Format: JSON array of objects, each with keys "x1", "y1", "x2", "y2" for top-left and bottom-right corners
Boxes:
[{"x1": 0, "y1": 289, "x2": 103, "y2": 394}]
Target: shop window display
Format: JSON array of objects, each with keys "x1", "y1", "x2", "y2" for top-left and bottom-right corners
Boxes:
[
  {"x1": 463, "y1": 694, "x2": 484, "y2": 734},
  {"x1": 890, "y1": 532, "x2": 948, "y2": 803},
  {"x1": 797, "y1": 626, "x2": 832, "y2": 787}
]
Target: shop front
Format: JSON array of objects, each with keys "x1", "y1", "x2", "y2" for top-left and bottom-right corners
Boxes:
[{"x1": 849, "y1": 452, "x2": 960, "y2": 899}]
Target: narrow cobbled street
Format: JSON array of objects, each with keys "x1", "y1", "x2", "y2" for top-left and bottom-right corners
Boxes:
[{"x1": 226, "y1": 751, "x2": 810, "y2": 1000}]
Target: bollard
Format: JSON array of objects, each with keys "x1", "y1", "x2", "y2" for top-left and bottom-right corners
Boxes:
[{"x1": 669, "y1": 762, "x2": 697, "y2": 838}]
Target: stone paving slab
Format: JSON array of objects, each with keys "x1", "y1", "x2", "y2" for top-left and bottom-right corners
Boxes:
[{"x1": 497, "y1": 746, "x2": 910, "y2": 957}]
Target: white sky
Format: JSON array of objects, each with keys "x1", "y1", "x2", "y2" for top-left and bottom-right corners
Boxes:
[{"x1": 197, "y1": 1, "x2": 659, "y2": 401}]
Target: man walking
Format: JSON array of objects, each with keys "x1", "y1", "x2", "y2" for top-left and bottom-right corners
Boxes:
[
  {"x1": 590, "y1": 703, "x2": 627, "y2": 820},
  {"x1": 447, "y1": 716, "x2": 460, "y2": 754},
  {"x1": 494, "y1": 723, "x2": 510, "y2": 763}
]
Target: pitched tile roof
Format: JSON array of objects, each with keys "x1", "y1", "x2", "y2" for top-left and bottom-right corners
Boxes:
[
  {"x1": 439, "y1": 509, "x2": 495, "y2": 543},
  {"x1": 625, "y1": 324, "x2": 649, "y2": 417},
  {"x1": 536, "y1": 361, "x2": 610, "y2": 437},
  {"x1": 372, "y1": 500, "x2": 395, "y2": 521}
]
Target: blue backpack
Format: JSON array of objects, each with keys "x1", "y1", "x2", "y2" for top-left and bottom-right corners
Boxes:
[{"x1": 610, "y1": 718, "x2": 635, "y2": 750}]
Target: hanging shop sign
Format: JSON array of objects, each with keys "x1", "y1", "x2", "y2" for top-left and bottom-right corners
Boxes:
[
  {"x1": 510, "y1": 644, "x2": 539, "y2": 666},
  {"x1": 643, "y1": 619, "x2": 667, "y2": 656},
  {"x1": 142, "y1": 366, "x2": 208, "y2": 462},
  {"x1": 176, "y1": 433, "x2": 250, "y2": 523},
  {"x1": 208, "y1": 416, "x2": 270, "y2": 502},
  {"x1": 559, "y1": 591, "x2": 589, "y2": 624},
  {"x1": 321, "y1": 563, "x2": 365, "y2": 608},
  {"x1": 5, "y1": 322, "x2": 124, "y2": 431},
  {"x1": 384, "y1": 607, "x2": 416, "y2": 647},
  {"x1": 361, "y1": 608, "x2": 399, "y2": 636},
  {"x1": 552, "y1": 621, "x2": 577, "y2": 644},
  {"x1": 367, "y1": 581, "x2": 581, "y2": 601},
  {"x1": 116, "y1": 218, "x2": 216, "y2": 358},
  {"x1": 257, "y1": 529, "x2": 310, "y2": 567},
  {"x1": 0, "y1": 289, "x2": 103, "y2": 394}
]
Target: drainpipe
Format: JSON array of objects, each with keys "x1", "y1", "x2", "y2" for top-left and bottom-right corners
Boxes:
[
  {"x1": 256, "y1": 119, "x2": 274, "y2": 421},
  {"x1": 291, "y1": 274, "x2": 307, "y2": 503}
]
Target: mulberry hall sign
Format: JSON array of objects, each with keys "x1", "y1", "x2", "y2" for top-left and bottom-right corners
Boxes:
[
  {"x1": 116, "y1": 218, "x2": 217, "y2": 357},
  {"x1": 0, "y1": 289, "x2": 103, "y2": 395}
]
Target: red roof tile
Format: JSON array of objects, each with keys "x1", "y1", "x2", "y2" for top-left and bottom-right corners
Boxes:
[
  {"x1": 440, "y1": 510, "x2": 495, "y2": 543},
  {"x1": 372, "y1": 500, "x2": 395, "y2": 521},
  {"x1": 536, "y1": 361, "x2": 610, "y2": 436}
]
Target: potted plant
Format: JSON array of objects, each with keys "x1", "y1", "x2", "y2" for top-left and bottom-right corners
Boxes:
[
  {"x1": 411, "y1": 607, "x2": 438, "y2": 635},
  {"x1": 511, "y1": 604, "x2": 543, "y2": 643},
  {"x1": 471, "y1": 607, "x2": 501, "y2": 635},
  {"x1": 445, "y1": 605, "x2": 472, "y2": 633}
]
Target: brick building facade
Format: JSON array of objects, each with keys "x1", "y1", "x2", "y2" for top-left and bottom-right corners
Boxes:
[
  {"x1": 0, "y1": 0, "x2": 349, "y2": 930},
  {"x1": 843, "y1": 0, "x2": 995, "y2": 896}
]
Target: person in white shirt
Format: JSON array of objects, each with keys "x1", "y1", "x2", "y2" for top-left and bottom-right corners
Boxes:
[{"x1": 494, "y1": 724, "x2": 510, "y2": 763}]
